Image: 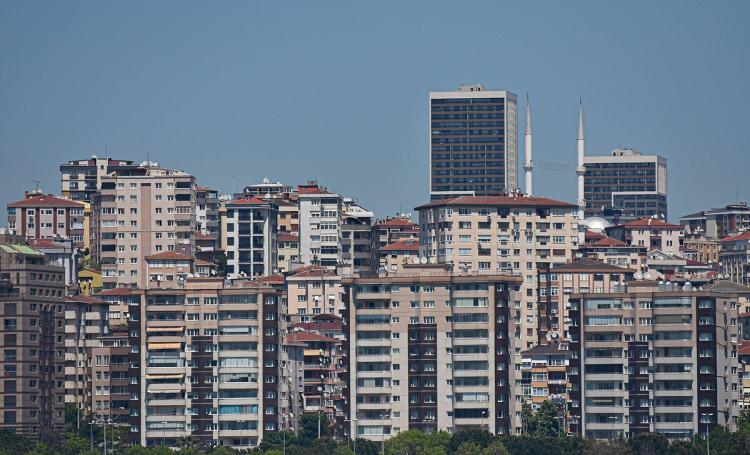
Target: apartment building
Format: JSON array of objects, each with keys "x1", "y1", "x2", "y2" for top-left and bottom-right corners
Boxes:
[
  {"x1": 681, "y1": 203, "x2": 750, "y2": 241},
  {"x1": 519, "y1": 343, "x2": 571, "y2": 431},
  {"x1": 605, "y1": 217, "x2": 683, "y2": 257},
  {"x1": 579, "y1": 232, "x2": 645, "y2": 270},
  {"x1": 119, "y1": 278, "x2": 288, "y2": 449},
  {"x1": 720, "y1": 232, "x2": 750, "y2": 286},
  {"x1": 429, "y1": 84, "x2": 518, "y2": 199},
  {"x1": 371, "y1": 217, "x2": 419, "y2": 267},
  {"x1": 568, "y1": 282, "x2": 742, "y2": 440},
  {"x1": 583, "y1": 148, "x2": 668, "y2": 223},
  {"x1": 416, "y1": 194, "x2": 579, "y2": 350},
  {"x1": 98, "y1": 166, "x2": 196, "y2": 289},
  {"x1": 195, "y1": 186, "x2": 220, "y2": 238},
  {"x1": 60, "y1": 156, "x2": 138, "y2": 202},
  {"x1": 221, "y1": 197, "x2": 278, "y2": 278},
  {"x1": 341, "y1": 198, "x2": 374, "y2": 274},
  {"x1": 7, "y1": 193, "x2": 86, "y2": 248},
  {"x1": 286, "y1": 265, "x2": 342, "y2": 322},
  {"x1": 536, "y1": 259, "x2": 633, "y2": 343},
  {"x1": 88, "y1": 325, "x2": 130, "y2": 422},
  {"x1": 0, "y1": 238, "x2": 66, "y2": 442},
  {"x1": 298, "y1": 183, "x2": 343, "y2": 268},
  {"x1": 341, "y1": 265, "x2": 521, "y2": 440},
  {"x1": 63, "y1": 295, "x2": 111, "y2": 416},
  {"x1": 378, "y1": 240, "x2": 420, "y2": 273},
  {"x1": 277, "y1": 232, "x2": 300, "y2": 273},
  {"x1": 275, "y1": 199, "x2": 300, "y2": 234},
  {"x1": 31, "y1": 239, "x2": 79, "y2": 289}
]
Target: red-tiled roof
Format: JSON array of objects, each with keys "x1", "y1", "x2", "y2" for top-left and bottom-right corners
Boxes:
[
  {"x1": 145, "y1": 252, "x2": 193, "y2": 261},
  {"x1": 720, "y1": 232, "x2": 750, "y2": 243},
  {"x1": 584, "y1": 230, "x2": 606, "y2": 242},
  {"x1": 8, "y1": 194, "x2": 83, "y2": 209},
  {"x1": 613, "y1": 218, "x2": 682, "y2": 230},
  {"x1": 591, "y1": 237, "x2": 627, "y2": 247},
  {"x1": 292, "y1": 321, "x2": 343, "y2": 331},
  {"x1": 739, "y1": 341, "x2": 750, "y2": 356},
  {"x1": 194, "y1": 259, "x2": 215, "y2": 267},
  {"x1": 28, "y1": 239, "x2": 69, "y2": 249},
  {"x1": 289, "y1": 265, "x2": 337, "y2": 278},
  {"x1": 380, "y1": 240, "x2": 420, "y2": 252},
  {"x1": 415, "y1": 194, "x2": 576, "y2": 210},
  {"x1": 65, "y1": 295, "x2": 107, "y2": 305},
  {"x1": 256, "y1": 274, "x2": 285, "y2": 285},
  {"x1": 225, "y1": 197, "x2": 267, "y2": 205},
  {"x1": 685, "y1": 259, "x2": 709, "y2": 267},
  {"x1": 375, "y1": 218, "x2": 418, "y2": 228},
  {"x1": 277, "y1": 232, "x2": 299, "y2": 242},
  {"x1": 195, "y1": 232, "x2": 216, "y2": 241},
  {"x1": 287, "y1": 331, "x2": 338, "y2": 344}
]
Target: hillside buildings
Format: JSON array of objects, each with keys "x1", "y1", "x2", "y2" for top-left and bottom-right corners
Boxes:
[
  {"x1": 429, "y1": 84, "x2": 518, "y2": 200},
  {"x1": 60, "y1": 157, "x2": 138, "y2": 203},
  {"x1": 7, "y1": 193, "x2": 86, "y2": 248},
  {"x1": 221, "y1": 197, "x2": 278, "y2": 278}
]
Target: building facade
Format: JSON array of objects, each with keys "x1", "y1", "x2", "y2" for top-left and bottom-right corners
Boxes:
[
  {"x1": 298, "y1": 183, "x2": 343, "y2": 268},
  {"x1": 416, "y1": 194, "x2": 580, "y2": 351},
  {"x1": 429, "y1": 84, "x2": 518, "y2": 200},
  {"x1": 568, "y1": 283, "x2": 742, "y2": 439},
  {"x1": 277, "y1": 232, "x2": 299, "y2": 273},
  {"x1": 583, "y1": 149, "x2": 667, "y2": 223},
  {"x1": 7, "y1": 193, "x2": 86, "y2": 248},
  {"x1": 0, "y1": 238, "x2": 66, "y2": 442},
  {"x1": 60, "y1": 156, "x2": 138, "y2": 202},
  {"x1": 222, "y1": 197, "x2": 278, "y2": 278},
  {"x1": 720, "y1": 232, "x2": 750, "y2": 286},
  {"x1": 98, "y1": 166, "x2": 196, "y2": 289},
  {"x1": 342, "y1": 265, "x2": 520, "y2": 440},
  {"x1": 605, "y1": 218, "x2": 683, "y2": 257},
  {"x1": 286, "y1": 266, "x2": 342, "y2": 322}
]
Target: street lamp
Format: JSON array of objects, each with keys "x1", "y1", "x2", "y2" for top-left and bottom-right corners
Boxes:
[
  {"x1": 344, "y1": 417, "x2": 358, "y2": 455},
  {"x1": 701, "y1": 412, "x2": 714, "y2": 455}
]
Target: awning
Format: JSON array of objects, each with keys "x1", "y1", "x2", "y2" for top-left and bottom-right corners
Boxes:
[
  {"x1": 145, "y1": 374, "x2": 184, "y2": 380},
  {"x1": 147, "y1": 342, "x2": 182, "y2": 350},
  {"x1": 148, "y1": 389, "x2": 182, "y2": 394},
  {"x1": 147, "y1": 326, "x2": 184, "y2": 333}
]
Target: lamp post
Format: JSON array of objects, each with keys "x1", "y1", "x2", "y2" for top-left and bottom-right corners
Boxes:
[
  {"x1": 701, "y1": 412, "x2": 714, "y2": 455},
  {"x1": 344, "y1": 417, "x2": 358, "y2": 455}
]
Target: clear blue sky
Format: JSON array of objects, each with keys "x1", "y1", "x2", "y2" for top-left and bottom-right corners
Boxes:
[{"x1": 1, "y1": 1, "x2": 748, "y2": 221}]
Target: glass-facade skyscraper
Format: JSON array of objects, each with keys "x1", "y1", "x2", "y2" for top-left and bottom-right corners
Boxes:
[{"x1": 429, "y1": 84, "x2": 518, "y2": 200}]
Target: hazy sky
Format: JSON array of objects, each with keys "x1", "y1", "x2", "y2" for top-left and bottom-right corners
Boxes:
[{"x1": 1, "y1": 1, "x2": 749, "y2": 221}]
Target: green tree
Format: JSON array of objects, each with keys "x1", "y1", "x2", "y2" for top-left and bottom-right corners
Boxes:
[
  {"x1": 354, "y1": 438, "x2": 380, "y2": 455},
  {"x1": 208, "y1": 447, "x2": 237, "y2": 455},
  {"x1": 535, "y1": 401, "x2": 563, "y2": 437},
  {"x1": 627, "y1": 433, "x2": 669, "y2": 455},
  {"x1": 299, "y1": 413, "x2": 332, "y2": 443},
  {"x1": 580, "y1": 438, "x2": 631, "y2": 455},
  {"x1": 448, "y1": 429, "x2": 493, "y2": 453},
  {"x1": 333, "y1": 444, "x2": 355, "y2": 455},
  {"x1": 455, "y1": 442, "x2": 482, "y2": 455},
  {"x1": 480, "y1": 441, "x2": 510, "y2": 455}
]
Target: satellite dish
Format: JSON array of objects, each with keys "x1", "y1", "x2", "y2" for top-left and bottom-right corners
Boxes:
[
  {"x1": 420, "y1": 256, "x2": 428, "y2": 264},
  {"x1": 633, "y1": 272, "x2": 643, "y2": 280}
]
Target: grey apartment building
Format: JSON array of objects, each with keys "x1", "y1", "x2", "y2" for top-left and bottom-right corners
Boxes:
[
  {"x1": 583, "y1": 148, "x2": 667, "y2": 223},
  {"x1": 568, "y1": 281, "x2": 741, "y2": 440},
  {"x1": 430, "y1": 84, "x2": 518, "y2": 200}
]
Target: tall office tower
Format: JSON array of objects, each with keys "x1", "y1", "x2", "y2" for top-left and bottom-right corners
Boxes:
[
  {"x1": 429, "y1": 84, "x2": 518, "y2": 200},
  {"x1": 416, "y1": 194, "x2": 579, "y2": 350},
  {"x1": 568, "y1": 281, "x2": 742, "y2": 439},
  {"x1": 97, "y1": 166, "x2": 196, "y2": 289},
  {"x1": 583, "y1": 148, "x2": 668, "y2": 223},
  {"x1": 0, "y1": 236, "x2": 66, "y2": 442},
  {"x1": 341, "y1": 264, "x2": 520, "y2": 439},
  {"x1": 7, "y1": 192, "x2": 86, "y2": 248},
  {"x1": 60, "y1": 156, "x2": 138, "y2": 202},
  {"x1": 107, "y1": 278, "x2": 287, "y2": 449},
  {"x1": 298, "y1": 182, "x2": 344, "y2": 268},
  {"x1": 221, "y1": 197, "x2": 278, "y2": 278}
]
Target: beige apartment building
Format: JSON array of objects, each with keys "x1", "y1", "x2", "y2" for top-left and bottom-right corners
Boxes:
[
  {"x1": 416, "y1": 194, "x2": 580, "y2": 351},
  {"x1": 536, "y1": 259, "x2": 633, "y2": 343},
  {"x1": 7, "y1": 193, "x2": 86, "y2": 248},
  {"x1": 605, "y1": 218, "x2": 683, "y2": 256},
  {"x1": 371, "y1": 217, "x2": 419, "y2": 268},
  {"x1": 568, "y1": 281, "x2": 742, "y2": 439},
  {"x1": 0, "y1": 238, "x2": 66, "y2": 442},
  {"x1": 277, "y1": 232, "x2": 300, "y2": 273},
  {"x1": 341, "y1": 264, "x2": 521, "y2": 440},
  {"x1": 378, "y1": 239, "x2": 420, "y2": 273},
  {"x1": 286, "y1": 265, "x2": 342, "y2": 322},
  {"x1": 98, "y1": 278, "x2": 291, "y2": 449},
  {"x1": 97, "y1": 166, "x2": 196, "y2": 289},
  {"x1": 88, "y1": 325, "x2": 130, "y2": 422}
]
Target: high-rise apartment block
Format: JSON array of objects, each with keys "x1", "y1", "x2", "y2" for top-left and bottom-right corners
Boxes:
[
  {"x1": 416, "y1": 195, "x2": 579, "y2": 349},
  {"x1": 221, "y1": 197, "x2": 278, "y2": 278},
  {"x1": 195, "y1": 186, "x2": 220, "y2": 238},
  {"x1": 719, "y1": 232, "x2": 750, "y2": 286},
  {"x1": 7, "y1": 193, "x2": 85, "y2": 248},
  {"x1": 341, "y1": 198, "x2": 374, "y2": 274},
  {"x1": 341, "y1": 265, "x2": 520, "y2": 439},
  {"x1": 0, "y1": 237, "x2": 66, "y2": 442},
  {"x1": 583, "y1": 148, "x2": 667, "y2": 223},
  {"x1": 568, "y1": 282, "x2": 742, "y2": 439},
  {"x1": 429, "y1": 85, "x2": 518, "y2": 200},
  {"x1": 605, "y1": 217, "x2": 683, "y2": 257},
  {"x1": 60, "y1": 156, "x2": 138, "y2": 202},
  {"x1": 286, "y1": 265, "x2": 342, "y2": 321},
  {"x1": 99, "y1": 278, "x2": 289, "y2": 449},
  {"x1": 298, "y1": 183, "x2": 343, "y2": 268},
  {"x1": 97, "y1": 166, "x2": 196, "y2": 289}
]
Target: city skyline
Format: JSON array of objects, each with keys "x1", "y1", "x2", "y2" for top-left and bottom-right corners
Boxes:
[{"x1": 1, "y1": 2, "x2": 749, "y2": 221}]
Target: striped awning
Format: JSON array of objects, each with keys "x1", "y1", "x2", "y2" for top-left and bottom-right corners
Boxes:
[
  {"x1": 146, "y1": 326, "x2": 184, "y2": 333},
  {"x1": 147, "y1": 342, "x2": 182, "y2": 350}
]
